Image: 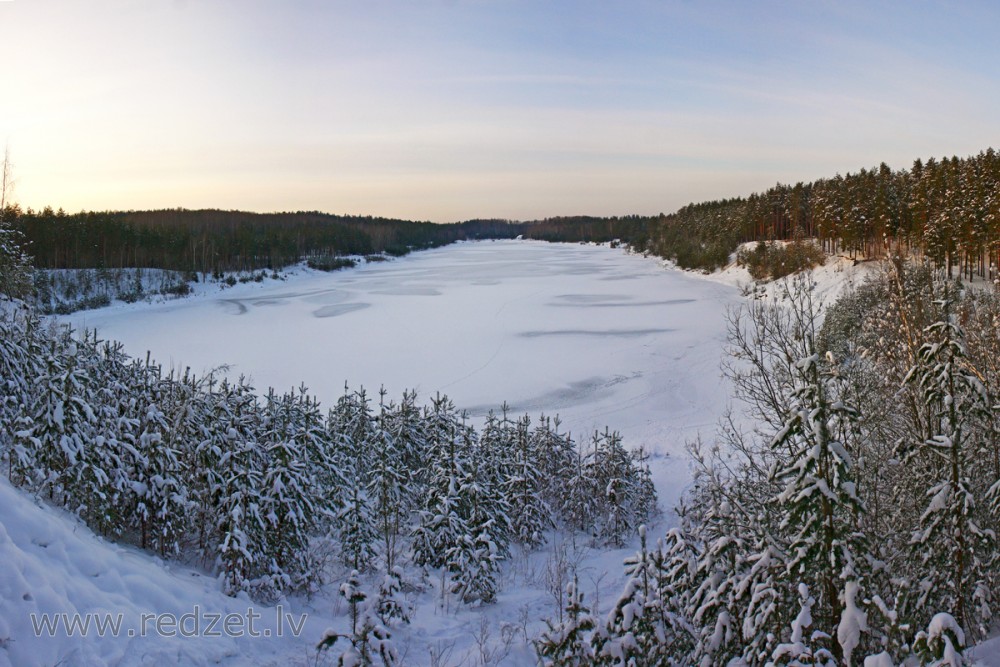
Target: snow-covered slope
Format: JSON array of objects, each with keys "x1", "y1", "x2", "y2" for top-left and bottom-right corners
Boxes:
[
  {"x1": 679, "y1": 243, "x2": 881, "y2": 308},
  {"x1": 0, "y1": 474, "x2": 330, "y2": 667}
]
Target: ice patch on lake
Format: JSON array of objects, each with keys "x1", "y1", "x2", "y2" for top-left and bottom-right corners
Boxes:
[
  {"x1": 370, "y1": 286, "x2": 441, "y2": 296},
  {"x1": 551, "y1": 294, "x2": 696, "y2": 308},
  {"x1": 518, "y1": 328, "x2": 674, "y2": 338},
  {"x1": 555, "y1": 293, "x2": 632, "y2": 303},
  {"x1": 466, "y1": 372, "x2": 642, "y2": 416},
  {"x1": 313, "y1": 302, "x2": 371, "y2": 318}
]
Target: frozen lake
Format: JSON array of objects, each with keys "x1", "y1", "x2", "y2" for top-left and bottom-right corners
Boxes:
[{"x1": 68, "y1": 240, "x2": 740, "y2": 504}]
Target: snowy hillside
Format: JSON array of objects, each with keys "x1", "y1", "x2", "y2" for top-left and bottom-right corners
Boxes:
[{"x1": 0, "y1": 472, "x2": 331, "y2": 667}]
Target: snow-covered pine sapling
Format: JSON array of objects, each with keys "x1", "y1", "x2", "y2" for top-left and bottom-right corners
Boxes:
[
  {"x1": 297, "y1": 390, "x2": 342, "y2": 540},
  {"x1": 337, "y1": 467, "x2": 377, "y2": 574},
  {"x1": 507, "y1": 414, "x2": 553, "y2": 549},
  {"x1": 376, "y1": 567, "x2": 412, "y2": 626},
  {"x1": 648, "y1": 527, "x2": 699, "y2": 661},
  {"x1": 560, "y1": 439, "x2": 597, "y2": 533},
  {"x1": 448, "y1": 445, "x2": 504, "y2": 605},
  {"x1": 681, "y1": 450, "x2": 743, "y2": 667},
  {"x1": 590, "y1": 428, "x2": 654, "y2": 546},
  {"x1": 14, "y1": 335, "x2": 97, "y2": 506},
  {"x1": 213, "y1": 384, "x2": 267, "y2": 596},
  {"x1": 292, "y1": 384, "x2": 334, "y2": 507},
  {"x1": 476, "y1": 408, "x2": 515, "y2": 534},
  {"x1": 0, "y1": 148, "x2": 33, "y2": 299},
  {"x1": 260, "y1": 389, "x2": 319, "y2": 593},
  {"x1": 470, "y1": 415, "x2": 513, "y2": 562},
  {"x1": 1, "y1": 307, "x2": 40, "y2": 483},
  {"x1": 132, "y1": 395, "x2": 187, "y2": 556},
  {"x1": 369, "y1": 388, "x2": 407, "y2": 574},
  {"x1": 330, "y1": 387, "x2": 377, "y2": 573},
  {"x1": 535, "y1": 574, "x2": 596, "y2": 667},
  {"x1": 385, "y1": 389, "x2": 428, "y2": 512},
  {"x1": 411, "y1": 393, "x2": 470, "y2": 571},
  {"x1": 217, "y1": 456, "x2": 266, "y2": 597},
  {"x1": 767, "y1": 277, "x2": 872, "y2": 661},
  {"x1": 530, "y1": 415, "x2": 577, "y2": 514},
  {"x1": 598, "y1": 525, "x2": 696, "y2": 666},
  {"x1": 318, "y1": 570, "x2": 398, "y2": 667},
  {"x1": 342, "y1": 570, "x2": 367, "y2": 649},
  {"x1": 76, "y1": 335, "x2": 132, "y2": 537}
]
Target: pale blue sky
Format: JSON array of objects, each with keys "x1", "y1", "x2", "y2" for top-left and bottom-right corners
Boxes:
[{"x1": 2, "y1": 1, "x2": 998, "y2": 221}]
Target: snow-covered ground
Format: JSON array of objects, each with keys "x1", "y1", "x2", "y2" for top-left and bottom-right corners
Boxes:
[
  {"x1": 15, "y1": 239, "x2": 947, "y2": 666},
  {"x1": 688, "y1": 241, "x2": 882, "y2": 307},
  {"x1": 0, "y1": 473, "x2": 333, "y2": 667}
]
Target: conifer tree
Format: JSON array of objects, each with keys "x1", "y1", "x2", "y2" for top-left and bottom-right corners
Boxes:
[
  {"x1": 260, "y1": 389, "x2": 319, "y2": 593},
  {"x1": 0, "y1": 146, "x2": 33, "y2": 300},
  {"x1": 131, "y1": 394, "x2": 187, "y2": 556},
  {"x1": 385, "y1": 389, "x2": 428, "y2": 514},
  {"x1": 411, "y1": 394, "x2": 470, "y2": 571},
  {"x1": 535, "y1": 575, "x2": 597, "y2": 667},
  {"x1": 595, "y1": 526, "x2": 696, "y2": 665},
  {"x1": 531, "y1": 415, "x2": 577, "y2": 512},
  {"x1": 903, "y1": 290, "x2": 996, "y2": 639},
  {"x1": 590, "y1": 428, "x2": 654, "y2": 546},
  {"x1": 78, "y1": 335, "x2": 133, "y2": 536},
  {"x1": 448, "y1": 437, "x2": 505, "y2": 605},
  {"x1": 768, "y1": 280, "x2": 869, "y2": 660},
  {"x1": 767, "y1": 584, "x2": 837, "y2": 666},
  {"x1": 375, "y1": 567, "x2": 412, "y2": 626},
  {"x1": 369, "y1": 389, "x2": 407, "y2": 573},
  {"x1": 330, "y1": 387, "x2": 377, "y2": 572},
  {"x1": 0, "y1": 306, "x2": 39, "y2": 474},
  {"x1": 318, "y1": 570, "x2": 398, "y2": 666},
  {"x1": 195, "y1": 377, "x2": 268, "y2": 593},
  {"x1": 507, "y1": 414, "x2": 552, "y2": 548},
  {"x1": 561, "y1": 440, "x2": 598, "y2": 533},
  {"x1": 13, "y1": 335, "x2": 97, "y2": 504},
  {"x1": 216, "y1": 412, "x2": 266, "y2": 596},
  {"x1": 685, "y1": 482, "x2": 743, "y2": 666},
  {"x1": 295, "y1": 387, "x2": 342, "y2": 538}
]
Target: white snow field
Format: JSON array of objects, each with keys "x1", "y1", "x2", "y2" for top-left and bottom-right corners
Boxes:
[{"x1": 68, "y1": 240, "x2": 742, "y2": 511}]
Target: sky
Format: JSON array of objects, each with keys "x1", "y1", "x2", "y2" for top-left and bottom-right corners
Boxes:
[{"x1": 1, "y1": 0, "x2": 999, "y2": 223}]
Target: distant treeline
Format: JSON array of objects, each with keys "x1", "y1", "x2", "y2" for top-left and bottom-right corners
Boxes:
[
  {"x1": 659, "y1": 148, "x2": 1000, "y2": 280},
  {"x1": 524, "y1": 148, "x2": 1000, "y2": 281},
  {"x1": 5, "y1": 147, "x2": 1000, "y2": 282},
  {"x1": 518, "y1": 214, "x2": 658, "y2": 248},
  {"x1": 3, "y1": 208, "x2": 523, "y2": 274}
]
